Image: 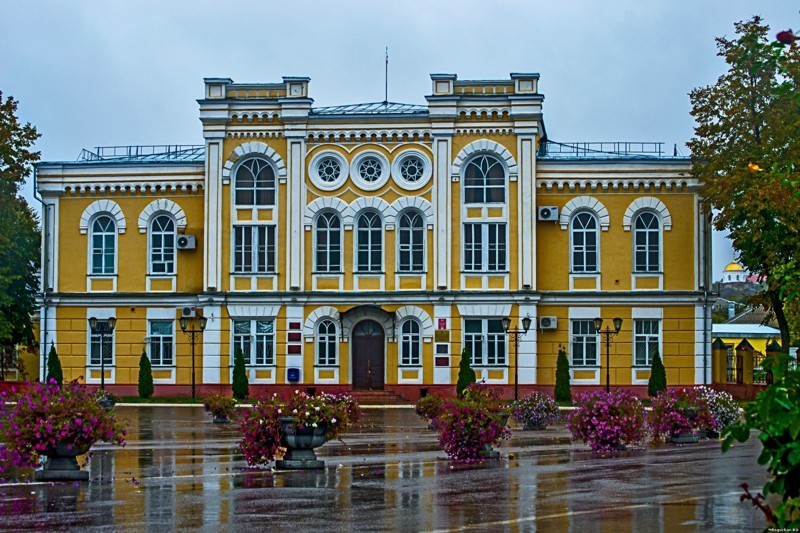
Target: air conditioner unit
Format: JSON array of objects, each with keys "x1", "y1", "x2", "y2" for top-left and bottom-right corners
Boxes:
[
  {"x1": 538, "y1": 206, "x2": 559, "y2": 221},
  {"x1": 539, "y1": 316, "x2": 558, "y2": 330},
  {"x1": 176, "y1": 235, "x2": 197, "y2": 250},
  {"x1": 181, "y1": 306, "x2": 197, "y2": 318}
]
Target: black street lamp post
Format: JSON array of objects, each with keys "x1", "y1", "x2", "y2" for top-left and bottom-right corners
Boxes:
[
  {"x1": 502, "y1": 316, "x2": 533, "y2": 401},
  {"x1": 88, "y1": 316, "x2": 117, "y2": 391},
  {"x1": 180, "y1": 314, "x2": 208, "y2": 399},
  {"x1": 593, "y1": 317, "x2": 623, "y2": 393}
]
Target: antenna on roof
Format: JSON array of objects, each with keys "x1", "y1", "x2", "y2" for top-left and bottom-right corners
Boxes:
[{"x1": 384, "y1": 46, "x2": 389, "y2": 106}]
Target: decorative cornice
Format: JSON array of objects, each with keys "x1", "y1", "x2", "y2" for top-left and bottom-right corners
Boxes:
[
  {"x1": 307, "y1": 129, "x2": 432, "y2": 143},
  {"x1": 537, "y1": 178, "x2": 694, "y2": 192},
  {"x1": 59, "y1": 182, "x2": 203, "y2": 196},
  {"x1": 226, "y1": 131, "x2": 283, "y2": 139},
  {"x1": 455, "y1": 128, "x2": 514, "y2": 136}
]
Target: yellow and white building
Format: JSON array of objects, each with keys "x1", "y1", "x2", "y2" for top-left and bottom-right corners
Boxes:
[{"x1": 34, "y1": 72, "x2": 714, "y2": 398}]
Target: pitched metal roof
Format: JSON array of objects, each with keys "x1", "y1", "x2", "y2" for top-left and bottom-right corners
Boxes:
[
  {"x1": 311, "y1": 101, "x2": 428, "y2": 116},
  {"x1": 76, "y1": 145, "x2": 206, "y2": 163}
]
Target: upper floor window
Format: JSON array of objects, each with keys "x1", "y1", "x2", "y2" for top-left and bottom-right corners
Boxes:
[
  {"x1": 356, "y1": 211, "x2": 382, "y2": 272},
  {"x1": 571, "y1": 212, "x2": 598, "y2": 273},
  {"x1": 464, "y1": 318, "x2": 506, "y2": 366},
  {"x1": 91, "y1": 215, "x2": 116, "y2": 275},
  {"x1": 464, "y1": 223, "x2": 506, "y2": 272},
  {"x1": 398, "y1": 211, "x2": 424, "y2": 272},
  {"x1": 633, "y1": 319, "x2": 660, "y2": 366},
  {"x1": 233, "y1": 225, "x2": 276, "y2": 274},
  {"x1": 315, "y1": 212, "x2": 341, "y2": 273},
  {"x1": 464, "y1": 155, "x2": 505, "y2": 204},
  {"x1": 148, "y1": 320, "x2": 174, "y2": 366},
  {"x1": 571, "y1": 320, "x2": 598, "y2": 366},
  {"x1": 634, "y1": 212, "x2": 661, "y2": 272},
  {"x1": 232, "y1": 319, "x2": 275, "y2": 366},
  {"x1": 150, "y1": 215, "x2": 176, "y2": 275},
  {"x1": 317, "y1": 319, "x2": 337, "y2": 366},
  {"x1": 400, "y1": 320, "x2": 422, "y2": 366},
  {"x1": 235, "y1": 157, "x2": 276, "y2": 206}
]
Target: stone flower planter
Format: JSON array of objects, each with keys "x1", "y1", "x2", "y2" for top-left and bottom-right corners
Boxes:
[
  {"x1": 35, "y1": 443, "x2": 91, "y2": 481},
  {"x1": 213, "y1": 416, "x2": 231, "y2": 424},
  {"x1": 668, "y1": 432, "x2": 700, "y2": 444},
  {"x1": 275, "y1": 417, "x2": 329, "y2": 470},
  {"x1": 97, "y1": 397, "x2": 115, "y2": 412}
]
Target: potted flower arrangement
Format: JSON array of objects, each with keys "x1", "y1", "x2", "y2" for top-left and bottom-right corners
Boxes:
[
  {"x1": 511, "y1": 391, "x2": 560, "y2": 430},
  {"x1": 94, "y1": 389, "x2": 121, "y2": 412},
  {"x1": 649, "y1": 388, "x2": 716, "y2": 444},
  {"x1": 0, "y1": 380, "x2": 126, "y2": 481},
  {"x1": 238, "y1": 390, "x2": 362, "y2": 470},
  {"x1": 694, "y1": 386, "x2": 740, "y2": 438},
  {"x1": 203, "y1": 394, "x2": 237, "y2": 423},
  {"x1": 566, "y1": 390, "x2": 645, "y2": 453},
  {"x1": 415, "y1": 393, "x2": 445, "y2": 429},
  {"x1": 434, "y1": 383, "x2": 511, "y2": 463}
]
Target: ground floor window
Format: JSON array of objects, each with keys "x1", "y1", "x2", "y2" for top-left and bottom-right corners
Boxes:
[
  {"x1": 149, "y1": 320, "x2": 174, "y2": 366},
  {"x1": 400, "y1": 319, "x2": 421, "y2": 366},
  {"x1": 571, "y1": 320, "x2": 598, "y2": 366},
  {"x1": 232, "y1": 319, "x2": 275, "y2": 366},
  {"x1": 89, "y1": 324, "x2": 114, "y2": 366},
  {"x1": 317, "y1": 319, "x2": 337, "y2": 365},
  {"x1": 464, "y1": 318, "x2": 506, "y2": 366},
  {"x1": 633, "y1": 319, "x2": 660, "y2": 366}
]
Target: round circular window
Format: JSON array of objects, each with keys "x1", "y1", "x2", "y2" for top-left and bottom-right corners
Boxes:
[
  {"x1": 317, "y1": 157, "x2": 341, "y2": 183},
  {"x1": 391, "y1": 150, "x2": 432, "y2": 191},
  {"x1": 309, "y1": 150, "x2": 348, "y2": 191},
  {"x1": 350, "y1": 151, "x2": 390, "y2": 191},
  {"x1": 358, "y1": 157, "x2": 383, "y2": 182}
]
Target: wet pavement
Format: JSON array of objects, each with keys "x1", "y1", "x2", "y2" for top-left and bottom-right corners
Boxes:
[{"x1": 0, "y1": 406, "x2": 770, "y2": 532}]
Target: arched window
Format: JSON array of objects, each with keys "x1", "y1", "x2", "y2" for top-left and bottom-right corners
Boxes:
[
  {"x1": 315, "y1": 211, "x2": 341, "y2": 272},
  {"x1": 633, "y1": 212, "x2": 660, "y2": 272},
  {"x1": 464, "y1": 155, "x2": 505, "y2": 204},
  {"x1": 235, "y1": 157, "x2": 276, "y2": 206},
  {"x1": 317, "y1": 320, "x2": 337, "y2": 366},
  {"x1": 398, "y1": 211, "x2": 424, "y2": 272},
  {"x1": 400, "y1": 320, "x2": 421, "y2": 366},
  {"x1": 356, "y1": 211, "x2": 382, "y2": 272},
  {"x1": 90, "y1": 215, "x2": 116, "y2": 275},
  {"x1": 571, "y1": 212, "x2": 598, "y2": 273},
  {"x1": 150, "y1": 215, "x2": 176, "y2": 275}
]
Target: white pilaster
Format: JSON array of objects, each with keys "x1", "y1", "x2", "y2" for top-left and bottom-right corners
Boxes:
[
  {"x1": 285, "y1": 306, "x2": 305, "y2": 383},
  {"x1": 517, "y1": 303, "x2": 537, "y2": 384},
  {"x1": 202, "y1": 305, "x2": 222, "y2": 384},
  {"x1": 518, "y1": 136, "x2": 536, "y2": 289},
  {"x1": 695, "y1": 304, "x2": 712, "y2": 385},
  {"x1": 433, "y1": 304, "x2": 451, "y2": 384},
  {"x1": 433, "y1": 135, "x2": 452, "y2": 289},
  {"x1": 287, "y1": 138, "x2": 306, "y2": 290},
  {"x1": 203, "y1": 139, "x2": 223, "y2": 291}
]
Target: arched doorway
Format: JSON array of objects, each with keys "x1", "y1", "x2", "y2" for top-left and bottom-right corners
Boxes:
[{"x1": 352, "y1": 320, "x2": 385, "y2": 390}]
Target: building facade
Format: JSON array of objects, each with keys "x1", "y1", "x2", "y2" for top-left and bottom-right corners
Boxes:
[{"x1": 35, "y1": 73, "x2": 714, "y2": 398}]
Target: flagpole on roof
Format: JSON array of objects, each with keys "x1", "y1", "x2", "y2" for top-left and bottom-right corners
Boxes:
[{"x1": 384, "y1": 46, "x2": 389, "y2": 106}]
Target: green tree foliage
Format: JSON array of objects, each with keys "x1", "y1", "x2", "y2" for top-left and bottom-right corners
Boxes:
[
  {"x1": 724, "y1": 354, "x2": 800, "y2": 527},
  {"x1": 648, "y1": 352, "x2": 667, "y2": 397},
  {"x1": 0, "y1": 93, "x2": 41, "y2": 370},
  {"x1": 138, "y1": 350, "x2": 154, "y2": 398},
  {"x1": 232, "y1": 347, "x2": 249, "y2": 400},
  {"x1": 456, "y1": 348, "x2": 476, "y2": 397},
  {"x1": 45, "y1": 344, "x2": 62, "y2": 386},
  {"x1": 554, "y1": 345, "x2": 572, "y2": 403},
  {"x1": 689, "y1": 17, "x2": 800, "y2": 352}
]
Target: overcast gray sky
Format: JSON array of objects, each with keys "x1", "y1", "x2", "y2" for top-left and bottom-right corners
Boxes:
[{"x1": 3, "y1": 0, "x2": 797, "y2": 279}]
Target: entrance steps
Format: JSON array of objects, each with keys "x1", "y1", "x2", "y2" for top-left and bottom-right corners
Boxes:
[{"x1": 349, "y1": 390, "x2": 411, "y2": 406}]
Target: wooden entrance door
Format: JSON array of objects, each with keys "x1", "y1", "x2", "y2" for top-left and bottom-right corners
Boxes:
[{"x1": 352, "y1": 320, "x2": 385, "y2": 390}]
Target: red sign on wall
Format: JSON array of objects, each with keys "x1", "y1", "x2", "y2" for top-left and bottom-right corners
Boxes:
[{"x1": 438, "y1": 318, "x2": 447, "y2": 330}]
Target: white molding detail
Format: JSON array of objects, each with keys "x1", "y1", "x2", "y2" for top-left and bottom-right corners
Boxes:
[
  {"x1": 350, "y1": 150, "x2": 391, "y2": 191},
  {"x1": 632, "y1": 307, "x2": 663, "y2": 320},
  {"x1": 80, "y1": 200, "x2": 126, "y2": 234},
  {"x1": 395, "y1": 306, "x2": 435, "y2": 336},
  {"x1": 390, "y1": 149, "x2": 432, "y2": 191},
  {"x1": 456, "y1": 304, "x2": 512, "y2": 317},
  {"x1": 226, "y1": 305, "x2": 281, "y2": 319},
  {"x1": 537, "y1": 178, "x2": 694, "y2": 192},
  {"x1": 346, "y1": 196, "x2": 392, "y2": 223},
  {"x1": 341, "y1": 307, "x2": 394, "y2": 340},
  {"x1": 221, "y1": 141, "x2": 288, "y2": 184},
  {"x1": 304, "y1": 306, "x2": 341, "y2": 336},
  {"x1": 138, "y1": 199, "x2": 187, "y2": 234},
  {"x1": 623, "y1": 197, "x2": 673, "y2": 231},
  {"x1": 559, "y1": 196, "x2": 610, "y2": 231},
  {"x1": 388, "y1": 196, "x2": 434, "y2": 223},
  {"x1": 304, "y1": 197, "x2": 350, "y2": 225},
  {"x1": 308, "y1": 149, "x2": 349, "y2": 191},
  {"x1": 307, "y1": 129, "x2": 431, "y2": 143},
  {"x1": 568, "y1": 307, "x2": 601, "y2": 320},
  {"x1": 146, "y1": 307, "x2": 177, "y2": 320},
  {"x1": 451, "y1": 139, "x2": 518, "y2": 178}
]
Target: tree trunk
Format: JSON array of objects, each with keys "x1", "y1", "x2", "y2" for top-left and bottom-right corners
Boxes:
[{"x1": 768, "y1": 290, "x2": 791, "y2": 353}]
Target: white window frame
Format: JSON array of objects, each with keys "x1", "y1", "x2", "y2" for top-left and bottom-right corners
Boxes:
[
  {"x1": 234, "y1": 157, "x2": 277, "y2": 207},
  {"x1": 570, "y1": 212, "x2": 599, "y2": 273},
  {"x1": 399, "y1": 319, "x2": 422, "y2": 366},
  {"x1": 397, "y1": 210, "x2": 425, "y2": 273},
  {"x1": 314, "y1": 211, "x2": 342, "y2": 273},
  {"x1": 148, "y1": 320, "x2": 175, "y2": 367},
  {"x1": 89, "y1": 214, "x2": 117, "y2": 275},
  {"x1": 463, "y1": 154, "x2": 506, "y2": 204},
  {"x1": 231, "y1": 319, "x2": 275, "y2": 367},
  {"x1": 148, "y1": 214, "x2": 176, "y2": 275},
  {"x1": 463, "y1": 318, "x2": 507, "y2": 367},
  {"x1": 316, "y1": 319, "x2": 338, "y2": 366},
  {"x1": 633, "y1": 211, "x2": 662, "y2": 273},
  {"x1": 233, "y1": 225, "x2": 276, "y2": 274},
  {"x1": 355, "y1": 211, "x2": 383, "y2": 273},
  {"x1": 633, "y1": 319, "x2": 661, "y2": 366},
  {"x1": 570, "y1": 320, "x2": 599, "y2": 367},
  {"x1": 463, "y1": 222, "x2": 506, "y2": 272}
]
